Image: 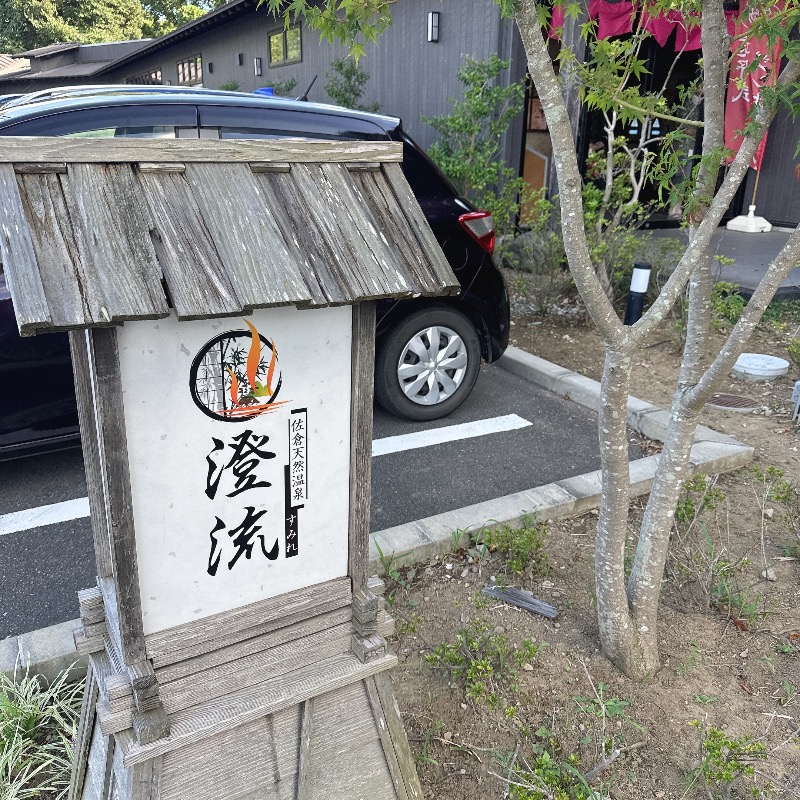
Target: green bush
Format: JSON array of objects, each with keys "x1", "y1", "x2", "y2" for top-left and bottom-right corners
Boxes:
[
  {"x1": 0, "y1": 666, "x2": 83, "y2": 799},
  {"x1": 324, "y1": 57, "x2": 379, "y2": 111}
]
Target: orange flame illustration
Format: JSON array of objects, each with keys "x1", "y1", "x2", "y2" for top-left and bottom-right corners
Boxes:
[
  {"x1": 266, "y1": 339, "x2": 277, "y2": 394},
  {"x1": 244, "y1": 319, "x2": 261, "y2": 393},
  {"x1": 226, "y1": 367, "x2": 239, "y2": 406}
]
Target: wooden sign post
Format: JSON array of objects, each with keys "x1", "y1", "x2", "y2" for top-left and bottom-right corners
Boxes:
[{"x1": 0, "y1": 137, "x2": 459, "y2": 800}]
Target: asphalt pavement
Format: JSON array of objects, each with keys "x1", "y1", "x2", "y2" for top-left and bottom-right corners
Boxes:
[
  {"x1": 1, "y1": 362, "x2": 637, "y2": 640},
  {"x1": 652, "y1": 226, "x2": 800, "y2": 299}
]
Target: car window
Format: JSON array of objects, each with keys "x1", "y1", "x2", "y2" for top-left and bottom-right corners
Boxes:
[
  {"x1": 198, "y1": 105, "x2": 388, "y2": 141},
  {"x1": 0, "y1": 104, "x2": 197, "y2": 137},
  {"x1": 400, "y1": 136, "x2": 459, "y2": 217}
]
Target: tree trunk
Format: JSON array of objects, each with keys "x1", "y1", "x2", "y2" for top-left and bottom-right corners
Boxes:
[{"x1": 595, "y1": 344, "x2": 645, "y2": 675}]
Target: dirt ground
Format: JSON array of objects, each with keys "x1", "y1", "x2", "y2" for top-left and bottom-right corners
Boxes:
[{"x1": 386, "y1": 292, "x2": 800, "y2": 799}]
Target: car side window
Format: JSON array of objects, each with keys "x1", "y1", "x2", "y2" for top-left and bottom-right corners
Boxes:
[
  {"x1": 198, "y1": 105, "x2": 388, "y2": 141},
  {"x1": 0, "y1": 105, "x2": 197, "y2": 137}
]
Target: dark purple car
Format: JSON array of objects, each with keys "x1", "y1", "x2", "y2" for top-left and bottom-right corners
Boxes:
[{"x1": 0, "y1": 86, "x2": 510, "y2": 458}]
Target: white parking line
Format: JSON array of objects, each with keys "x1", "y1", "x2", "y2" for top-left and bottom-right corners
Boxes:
[
  {"x1": 0, "y1": 497, "x2": 90, "y2": 537},
  {"x1": 371, "y1": 413, "x2": 532, "y2": 457},
  {"x1": 0, "y1": 414, "x2": 532, "y2": 535}
]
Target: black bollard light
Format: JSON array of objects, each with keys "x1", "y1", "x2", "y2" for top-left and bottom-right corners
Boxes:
[{"x1": 623, "y1": 261, "x2": 652, "y2": 325}]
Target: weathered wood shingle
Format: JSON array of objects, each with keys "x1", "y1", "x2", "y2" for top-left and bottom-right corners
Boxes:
[{"x1": 0, "y1": 138, "x2": 459, "y2": 334}]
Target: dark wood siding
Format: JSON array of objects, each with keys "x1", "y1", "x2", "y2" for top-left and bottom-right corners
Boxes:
[
  {"x1": 742, "y1": 108, "x2": 800, "y2": 228},
  {"x1": 103, "y1": 0, "x2": 523, "y2": 166}
]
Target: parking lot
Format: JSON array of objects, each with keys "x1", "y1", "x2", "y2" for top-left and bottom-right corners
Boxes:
[{"x1": 0, "y1": 360, "x2": 640, "y2": 640}]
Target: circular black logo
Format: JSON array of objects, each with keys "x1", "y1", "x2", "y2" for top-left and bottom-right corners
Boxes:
[{"x1": 189, "y1": 320, "x2": 284, "y2": 422}]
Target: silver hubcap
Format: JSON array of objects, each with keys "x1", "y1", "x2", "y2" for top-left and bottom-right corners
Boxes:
[{"x1": 397, "y1": 325, "x2": 468, "y2": 406}]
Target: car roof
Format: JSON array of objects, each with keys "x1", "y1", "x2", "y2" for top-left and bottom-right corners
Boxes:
[{"x1": 0, "y1": 85, "x2": 402, "y2": 131}]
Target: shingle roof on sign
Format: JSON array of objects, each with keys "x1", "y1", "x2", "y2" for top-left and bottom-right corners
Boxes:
[{"x1": 0, "y1": 138, "x2": 459, "y2": 336}]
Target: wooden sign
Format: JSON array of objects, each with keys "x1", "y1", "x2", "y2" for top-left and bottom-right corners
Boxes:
[
  {"x1": 0, "y1": 138, "x2": 459, "y2": 800},
  {"x1": 118, "y1": 307, "x2": 352, "y2": 634}
]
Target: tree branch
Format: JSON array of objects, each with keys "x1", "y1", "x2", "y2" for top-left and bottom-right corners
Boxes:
[
  {"x1": 516, "y1": 0, "x2": 624, "y2": 342},
  {"x1": 629, "y1": 56, "x2": 800, "y2": 341},
  {"x1": 685, "y1": 224, "x2": 800, "y2": 409}
]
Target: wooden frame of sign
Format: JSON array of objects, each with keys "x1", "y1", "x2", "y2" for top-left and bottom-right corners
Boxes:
[{"x1": 0, "y1": 138, "x2": 459, "y2": 800}]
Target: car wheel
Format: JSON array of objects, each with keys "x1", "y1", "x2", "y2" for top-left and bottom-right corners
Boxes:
[{"x1": 375, "y1": 306, "x2": 481, "y2": 421}]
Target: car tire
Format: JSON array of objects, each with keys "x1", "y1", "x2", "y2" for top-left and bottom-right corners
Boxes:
[{"x1": 375, "y1": 306, "x2": 481, "y2": 421}]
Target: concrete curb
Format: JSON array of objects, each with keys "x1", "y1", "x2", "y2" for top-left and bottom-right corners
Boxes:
[
  {"x1": 1, "y1": 347, "x2": 754, "y2": 682},
  {"x1": 367, "y1": 347, "x2": 753, "y2": 571}
]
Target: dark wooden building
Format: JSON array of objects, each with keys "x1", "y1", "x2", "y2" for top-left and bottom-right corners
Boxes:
[{"x1": 0, "y1": 0, "x2": 796, "y2": 226}]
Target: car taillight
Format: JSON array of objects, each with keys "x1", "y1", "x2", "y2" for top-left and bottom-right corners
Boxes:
[{"x1": 458, "y1": 211, "x2": 495, "y2": 254}]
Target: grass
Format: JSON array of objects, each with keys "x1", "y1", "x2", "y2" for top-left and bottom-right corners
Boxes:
[
  {"x1": 0, "y1": 666, "x2": 83, "y2": 800},
  {"x1": 424, "y1": 618, "x2": 545, "y2": 709},
  {"x1": 474, "y1": 517, "x2": 549, "y2": 576}
]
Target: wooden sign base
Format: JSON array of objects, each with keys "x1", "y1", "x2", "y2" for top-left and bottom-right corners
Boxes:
[{"x1": 69, "y1": 576, "x2": 421, "y2": 800}]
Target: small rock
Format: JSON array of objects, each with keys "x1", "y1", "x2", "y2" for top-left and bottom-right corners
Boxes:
[
  {"x1": 542, "y1": 580, "x2": 555, "y2": 589},
  {"x1": 460, "y1": 568, "x2": 469, "y2": 578},
  {"x1": 760, "y1": 568, "x2": 777, "y2": 582},
  {"x1": 522, "y1": 663, "x2": 534, "y2": 671},
  {"x1": 765, "y1": 508, "x2": 774, "y2": 519},
  {"x1": 554, "y1": 622, "x2": 561, "y2": 629},
  {"x1": 656, "y1": 792, "x2": 666, "y2": 799},
  {"x1": 459, "y1": 769, "x2": 466, "y2": 775},
  {"x1": 445, "y1": 563, "x2": 453, "y2": 570},
  {"x1": 740, "y1": 649, "x2": 749, "y2": 658},
  {"x1": 460, "y1": 703, "x2": 467, "y2": 710},
  {"x1": 424, "y1": 596, "x2": 430, "y2": 602},
  {"x1": 443, "y1": 731, "x2": 453, "y2": 741}
]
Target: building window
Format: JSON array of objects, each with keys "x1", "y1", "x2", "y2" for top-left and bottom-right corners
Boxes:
[
  {"x1": 126, "y1": 68, "x2": 162, "y2": 85},
  {"x1": 268, "y1": 25, "x2": 301, "y2": 67},
  {"x1": 177, "y1": 55, "x2": 203, "y2": 85}
]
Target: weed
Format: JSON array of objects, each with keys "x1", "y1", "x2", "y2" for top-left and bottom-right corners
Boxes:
[
  {"x1": 759, "y1": 654, "x2": 776, "y2": 674},
  {"x1": 775, "y1": 642, "x2": 797, "y2": 655},
  {"x1": 475, "y1": 517, "x2": 548, "y2": 576},
  {"x1": 450, "y1": 527, "x2": 469, "y2": 553},
  {"x1": 399, "y1": 613, "x2": 424, "y2": 635},
  {"x1": 685, "y1": 721, "x2": 768, "y2": 800},
  {"x1": 762, "y1": 468, "x2": 800, "y2": 544},
  {"x1": 710, "y1": 281, "x2": 746, "y2": 330},
  {"x1": 424, "y1": 619, "x2": 543, "y2": 707},
  {"x1": 693, "y1": 694, "x2": 718, "y2": 706},
  {"x1": 761, "y1": 299, "x2": 800, "y2": 326},
  {"x1": 773, "y1": 679, "x2": 797, "y2": 707},
  {"x1": 505, "y1": 749, "x2": 596, "y2": 800},
  {"x1": 675, "y1": 642, "x2": 704, "y2": 677},
  {"x1": 0, "y1": 665, "x2": 83, "y2": 800},
  {"x1": 374, "y1": 542, "x2": 412, "y2": 606},
  {"x1": 711, "y1": 573, "x2": 764, "y2": 626},
  {"x1": 413, "y1": 717, "x2": 443, "y2": 768},
  {"x1": 573, "y1": 683, "x2": 643, "y2": 740},
  {"x1": 787, "y1": 337, "x2": 800, "y2": 367},
  {"x1": 675, "y1": 474, "x2": 725, "y2": 533}
]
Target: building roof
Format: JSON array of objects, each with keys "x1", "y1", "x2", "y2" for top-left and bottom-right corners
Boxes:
[
  {"x1": 98, "y1": 0, "x2": 257, "y2": 76},
  {"x1": 0, "y1": 137, "x2": 457, "y2": 335},
  {"x1": 15, "y1": 42, "x2": 81, "y2": 59},
  {"x1": 0, "y1": 55, "x2": 30, "y2": 77},
  {"x1": 16, "y1": 62, "x2": 119, "y2": 79}
]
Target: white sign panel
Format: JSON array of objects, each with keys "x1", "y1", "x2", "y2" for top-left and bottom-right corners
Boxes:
[{"x1": 117, "y1": 306, "x2": 352, "y2": 635}]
